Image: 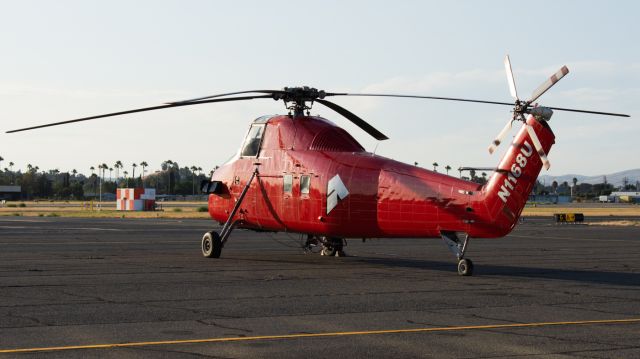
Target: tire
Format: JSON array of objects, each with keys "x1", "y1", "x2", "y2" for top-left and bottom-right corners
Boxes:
[
  {"x1": 321, "y1": 246, "x2": 337, "y2": 257},
  {"x1": 202, "y1": 231, "x2": 222, "y2": 258},
  {"x1": 320, "y1": 237, "x2": 343, "y2": 257},
  {"x1": 457, "y1": 258, "x2": 474, "y2": 276}
]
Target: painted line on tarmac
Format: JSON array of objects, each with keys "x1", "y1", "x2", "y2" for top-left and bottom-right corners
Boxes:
[{"x1": 1, "y1": 318, "x2": 639, "y2": 354}]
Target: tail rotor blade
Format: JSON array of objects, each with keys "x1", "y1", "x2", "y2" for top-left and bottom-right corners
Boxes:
[
  {"x1": 504, "y1": 55, "x2": 519, "y2": 100},
  {"x1": 525, "y1": 122, "x2": 551, "y2": 170},
  {"x1": 488, "y1": 118, "x2": 513, "y2": 154},
  {"x1": 528, "y1": 66, "x2": 569, "y2": 103}
]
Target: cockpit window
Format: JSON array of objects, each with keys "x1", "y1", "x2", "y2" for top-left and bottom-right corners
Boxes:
[{"x1": 240, "y1": 124, "x2": 265, "y2": 157}]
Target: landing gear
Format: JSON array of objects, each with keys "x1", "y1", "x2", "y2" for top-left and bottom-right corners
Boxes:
[
  {"x1": 303, "y1": 235, "x2": 346, "y2": 257},
  {"x1": 441, "y1": 231, "x2": 474, "y2": 276},
  {"x1": 202, "y1": 168, "x2": 258, "y2": 259},
  {"x1": 202, "y1": 231, "x2": 222, "y2": 258},
  {"x1": 321, "y1": 237, "x2": 346, "y2": 257}
]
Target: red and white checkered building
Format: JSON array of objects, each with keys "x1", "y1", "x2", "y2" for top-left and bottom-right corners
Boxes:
[{"x1": 116, "y1": 188, "x2": 156, "y2": 211}]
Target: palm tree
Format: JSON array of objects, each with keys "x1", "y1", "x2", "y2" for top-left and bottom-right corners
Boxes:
[
  {"x1": 8, "y1": 161, "x2": 15, "y2": 184},
  {"x1": 572, "y1": 177, "x2": 578, "y2": 198},
  {"x1": 445, "y1": 165, "x2": 452, "y2": 175},
  {"x1": 140, "y1": 161, "x2": 148, "y2": 186},
  {"x1": 123, "y1": 170, "x2": 129, "y2": 187},
  {"x1": 162, "y1": 160, "x2": 173, "y2": 171},
  {"x1": 164, "y1": 160, "x2": 174, "y2": 194},
  {"x1": 114, "y1": 160, "x2": 123, "y2": 181},
  {"x1": 27, "y1": 164, "x2": 32, "y2": 172},
  {"x1": 129, "y1": 163, "x2": 136, "y2": 187},
  {"x1": 72, "y1": 169, "x2": 77, "y2": 178},
  {"x1": 98, "y1": 163, "x2": 109, "y2": 184},
  {"x1": 432, "y1": 162, "x2": 439, "y2": 172},
  {"x1": 0, "y1": 156, "x2": 3, "y2": 170},
  {"x1": 90, "y1": 166, "x2": 95, "y2": 175},
  {"x1": 109, "y1": 167, "x2": 113, "y2": 182}
]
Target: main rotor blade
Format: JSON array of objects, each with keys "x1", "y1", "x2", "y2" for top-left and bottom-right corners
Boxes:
[
  {"x1": 6, "y1": 95, "x2": 273, "y2": 133},
  {"x1": 325, "y1": 93, "x2": 514, "y2": 107},
  {"x1": 329, "y1": 92, "x2": 630, "y2": 117},
  {"x1": 166, "y1": 90, "x2": 282, "y2": 104},
  {"x1": 504, "y1": 55, "x2": 519, "y2": 100},
  {"x1": 546, "y1": 106, "x2": 629, "y2": 117},
  {"x1": 315, "y1": 99, "x2": 389, "y2": 141},
  {"x1": 528, "y1": 66, "x2": 569, "y2": 103}
]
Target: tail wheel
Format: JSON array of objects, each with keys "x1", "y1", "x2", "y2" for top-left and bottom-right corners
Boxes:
[
  {"x1": 202, "y1": 231, "x2": 222, "y2": 258},
  {"x1": 457, "y1": 258, "x2": 474, "y2": 276}
]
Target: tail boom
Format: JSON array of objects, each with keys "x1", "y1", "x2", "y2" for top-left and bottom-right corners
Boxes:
[{"x1": 470, "y1": 115, "x2": 555, "y2": 238}]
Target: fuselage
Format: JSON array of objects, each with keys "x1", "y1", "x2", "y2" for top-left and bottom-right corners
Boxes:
[{"x1": 208, "y1": 114, "x2": 555, "y2": 239}]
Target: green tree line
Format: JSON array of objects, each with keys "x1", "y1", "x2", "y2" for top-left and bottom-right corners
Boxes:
[{"x1": 0, "y1": 156, "x2": 211, "y2": 200}]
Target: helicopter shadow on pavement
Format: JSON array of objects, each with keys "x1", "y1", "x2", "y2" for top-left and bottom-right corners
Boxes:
[{"x1": 352, "y1": 256, "x2": 640, "y2": 287}]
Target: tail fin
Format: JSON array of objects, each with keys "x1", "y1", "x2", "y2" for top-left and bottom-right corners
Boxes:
[{"x1": 476, "y1": 115, "x2": 555, "y2": 237}]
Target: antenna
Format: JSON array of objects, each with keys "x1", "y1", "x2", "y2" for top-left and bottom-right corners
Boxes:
[{"x1": 372, "y1": 142, "x2": 380, "y2": 156}]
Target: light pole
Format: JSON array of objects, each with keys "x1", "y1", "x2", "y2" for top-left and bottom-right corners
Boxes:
[
  {"x1": 98, "y1": 164, "x2": 102, "y2": 210},
  {"x1": 190, "y1": 166, "x2": 198, "y2": 195}
]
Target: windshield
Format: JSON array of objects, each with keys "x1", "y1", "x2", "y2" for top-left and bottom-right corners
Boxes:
[{"x1": 240, "y1": 124, "x2": 265, "y2": 157}]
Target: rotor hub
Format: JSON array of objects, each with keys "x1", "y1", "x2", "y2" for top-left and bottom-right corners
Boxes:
[{"x1": 273, "y1": 86, "x2": 326, "y2": 116}]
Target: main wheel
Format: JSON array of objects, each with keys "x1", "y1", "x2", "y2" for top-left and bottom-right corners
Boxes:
[
  {"x1": 321, "y1": 246, "x2": 337, "y2": 256},
  {"x1": 202, "y1": 231, "x2": 222, "y2": 258},
  {"x1": 457, "y1": 258, "x2": 474, "y2": 276},
  {"x1": 320, "y1": 237, "x2": 344, "y2": 257}
]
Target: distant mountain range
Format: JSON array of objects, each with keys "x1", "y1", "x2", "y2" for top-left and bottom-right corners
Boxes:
[{"x1": 538, "y1": 169, "x2": 640, "y2": 187}]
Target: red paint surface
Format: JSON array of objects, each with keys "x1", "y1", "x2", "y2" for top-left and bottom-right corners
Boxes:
[{"x1": 208, "y1": 115, "x2": 554, "y2": 239}]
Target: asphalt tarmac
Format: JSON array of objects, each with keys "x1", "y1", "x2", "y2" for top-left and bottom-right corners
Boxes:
[{"x1": 0, "y1": 216, "x2": 639, "y2": 358}]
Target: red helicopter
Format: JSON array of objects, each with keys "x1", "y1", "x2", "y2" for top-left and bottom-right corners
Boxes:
[{"x1": 8, "y1": 56, "x2": 628, "y2": 275}]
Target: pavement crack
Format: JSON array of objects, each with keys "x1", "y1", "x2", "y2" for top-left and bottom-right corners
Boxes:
[
  {"x1": 124, "y1": 345, "x2": 232, "y2": 358},
  {"x1": 57, "y1": 289, "x2": 113, "y2": 303},
  {"x1": 4, "y1": 310, "x2": 50, "y2": 327},
  {"x1": 195, "y1": 319, "x2": 253, "y2": 333}
]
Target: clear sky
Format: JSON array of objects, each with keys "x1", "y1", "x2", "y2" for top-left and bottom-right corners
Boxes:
[{"x1": 0, "y1": 0, "x2": 637, "y2": 177}]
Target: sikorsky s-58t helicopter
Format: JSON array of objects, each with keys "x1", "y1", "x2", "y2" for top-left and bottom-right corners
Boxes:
[{"x1": 8, "y1": 56, "x2": 629, "y2": 275}]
